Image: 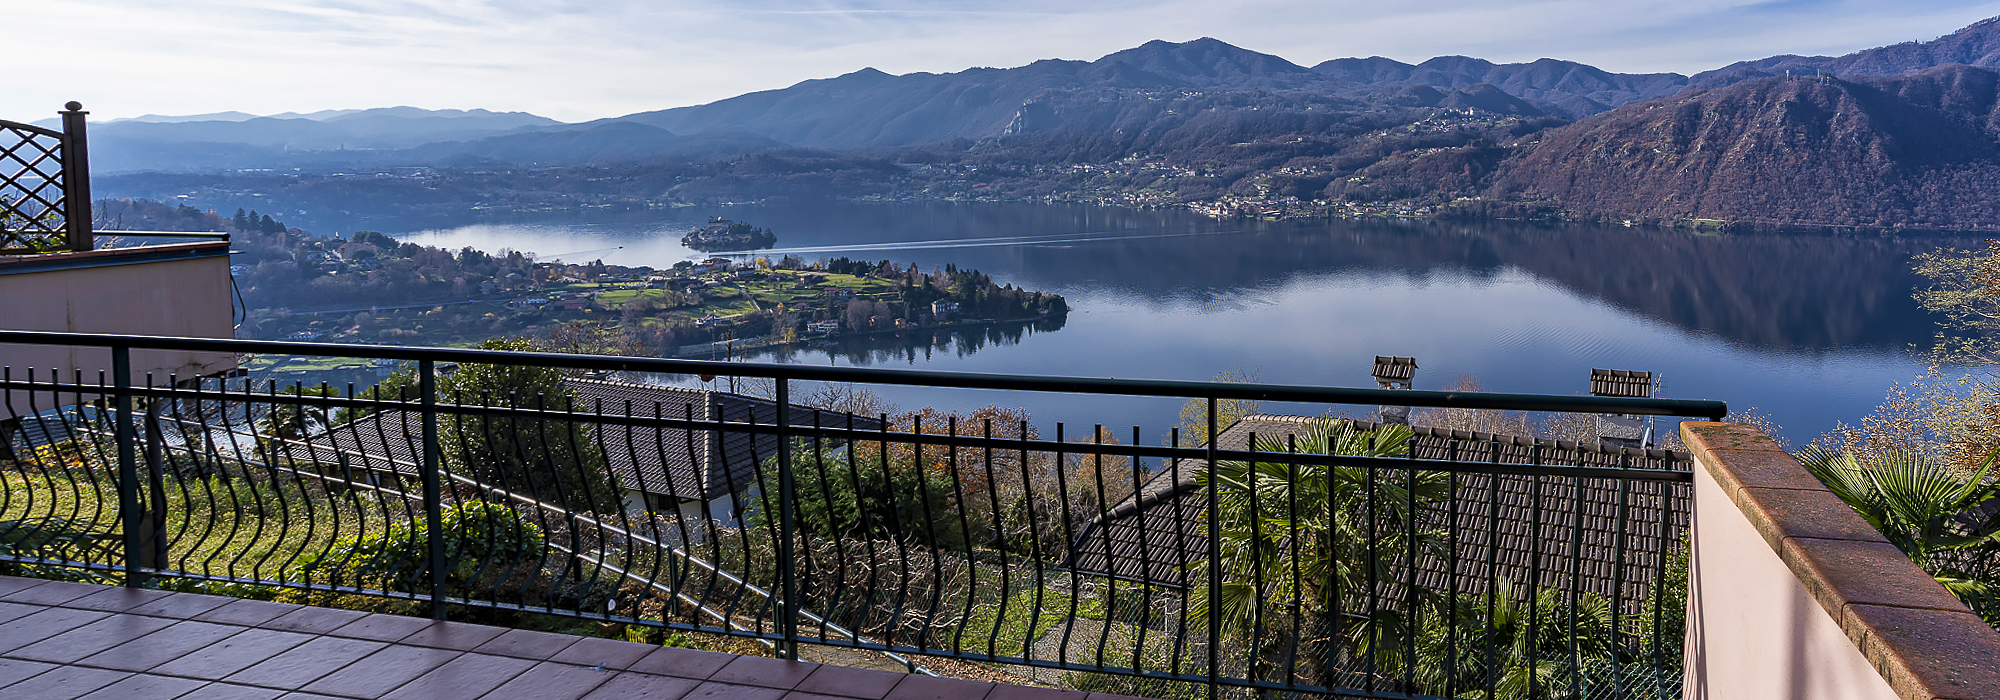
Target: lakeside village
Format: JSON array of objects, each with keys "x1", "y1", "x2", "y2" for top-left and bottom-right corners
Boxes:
[{"x1": 198, "y1": 209, "x2": 1067, "y2": 388}]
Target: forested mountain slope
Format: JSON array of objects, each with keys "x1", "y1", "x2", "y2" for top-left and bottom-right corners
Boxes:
[{"x1": 1493, "y1": 65, "x2": 2000, "y2": 228}]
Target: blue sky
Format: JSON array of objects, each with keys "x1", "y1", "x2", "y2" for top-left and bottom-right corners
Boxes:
[{"x1": 7, "y1": 0, "x2": 2000, "y2": 123}]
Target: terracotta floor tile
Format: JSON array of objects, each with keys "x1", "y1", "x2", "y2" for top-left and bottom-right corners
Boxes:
[
  {"x1": 3, "y1": 580, "x2": 108, "y2": 606},
  {"x1": 264, "y1": 606, "x2": 372, "y2": 636},
  {"x1": 625, "y1": 646, "x2": 736, "y2": 680},
  {"x1": 73, "y1": 672, "x2": 208, "y2": 700},
  {"x1": 123, "y1": 592, "x2": 236, "y2": 619},
  {"x1": 578, "y1": 672, "x2": 702, "y2": 700},
  {"x1": 187, "y1": 682, "x2": 289, "y2": 700},
  {"x1": 0, "y1": 600, "x2": 48, "y2": 625},
  {"x1": 148, "y1": 627, "x2": 315, "y2": 679},
  {"x1": 679, "y1": 680, "x2": 788, "y2": 700},
  {"x1": 0, "y1": 606, "x2": 113, "y2": 653},
  {"x1": 303, "y1": 644, "x2": 462, "y2": 699},
  {"x1": 66, "y1": 586, "x2": 177, "y2": 613},
  {"x1": 0, "y1": 664, "x2": 130, "y2": 700},
  {"x1": 794, "y1": 665, "x2": 907, "y2": 699},
  {"x1": 987, "y1": 683, "x2": 1082, "y2": 700},
  {"x1": 398, "y1": 621, "x2": 509, "y2": 651},
  {"x1": 226, "y1": 635, "x2": 388, "y2": 689},
  {"x1": 0, "y1": 656, "x2": 60, "y2": 686},
  {"x1": 708, "y1": 656, "x2": 820, "y2": 689},
  {"x1": 329, "y1": 613, "x2": 435, "y2": 643},
  {"x1": 9, "y1": 612, "x2": 180, "y2": 663},
  {"x1": 381, "y1": 652, "x2": 538, "y2": 700},
  {"x1": 472, "y1": 628, "x2": 583, "y2": 660},
  {"x1": 783, "y1": 692, "x2": 853, "y2": 700},
  {"x1": 551, "y1": 637, "x2": 658, "y2": 670},
  {"x1": 474, "y1": 660, "x2": 616, "y2": 700},
  {"x1": 884, "y1": 675, "x2": 994, "y2": 700},
  {"x1": 0, "y1": 575, "x2": 53, "y2": 596},
  {"x1": 195, "y1": 598, "x2": 305, "y2": 627},
  {"x1": 276, "y1": 693, "x2": 353, "y2": 700},
  {"x1": 80, "y1": 620, "x2": 247, "y2": 672}
]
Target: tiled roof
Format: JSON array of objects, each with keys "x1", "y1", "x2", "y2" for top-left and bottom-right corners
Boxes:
[
  {"x1": 1064, "y1": 415, "x2": 1691, "y2": 610},
  {"x1": 304, "y1": 379, "x2": 880, "y2": 501}
]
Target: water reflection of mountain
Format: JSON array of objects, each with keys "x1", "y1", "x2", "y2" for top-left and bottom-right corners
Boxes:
[
  {"x1": 683, "y1": 203, "x2": 1959, "y2": 353},
  {"x1": 989, "y1": 219, "x2": 1977, "y2": 352},
  {"x1": 745, "y1": 316, "x2": 1069, "y2": 366},
  {"x1": 351, "y1": 199, "x2": 1973, "y2": 353}
]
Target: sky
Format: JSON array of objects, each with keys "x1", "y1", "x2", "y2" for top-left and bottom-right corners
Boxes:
[{"x1": 7, "y1": 0, "x2": 2000, "y2": 123}]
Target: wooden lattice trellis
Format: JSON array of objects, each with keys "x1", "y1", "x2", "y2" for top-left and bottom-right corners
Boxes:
[{"x1": 0, "y1": 102, "x2": 91, "y2": 254}]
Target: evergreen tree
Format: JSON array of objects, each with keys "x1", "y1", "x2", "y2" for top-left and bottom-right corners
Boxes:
[{"x1": 438, "y1": 337, "x2": 621, "y2": 512}]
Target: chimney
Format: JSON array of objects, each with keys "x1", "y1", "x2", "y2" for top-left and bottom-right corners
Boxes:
[
  {"x1": 1590, "y1": 368, "x2": 1654, "y2": 449},
  {"x1": 1372, "y1": 356, "x2": 1417, "y2": 424}
]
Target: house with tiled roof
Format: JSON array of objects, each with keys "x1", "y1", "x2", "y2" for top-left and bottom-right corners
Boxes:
[
  {"x1": 303, "y1": 378, "x2": 879, "y2": 523},
  {"x1": 1063, "y1": 414, "x2": 1691, "y2": 612}
]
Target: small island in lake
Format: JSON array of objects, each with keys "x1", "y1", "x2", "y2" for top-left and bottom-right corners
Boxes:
[{"x1": 682, "y1": 218, "x2": 777, "y2": 252}]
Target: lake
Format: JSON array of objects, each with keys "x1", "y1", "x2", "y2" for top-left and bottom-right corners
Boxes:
[{"x1": 395, "y1": 202, "x2": 1981, "y2": 447}]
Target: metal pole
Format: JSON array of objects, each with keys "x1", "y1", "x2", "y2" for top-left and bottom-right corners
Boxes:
[
  {"x1": 420, "y1": 359, "x2": 447, "y2": 620},
  {"x1": 143, "y1": 397, "x2": 167, "y2": 573},
  {"x1": 776, "y1": 378, "x2": 799, "y2": 659},
  {"x1": 1206, "y1": 396, "x2": 1221, "y2": 700},
  {"x1": 111, "y1": 345, "x2": 141, "y2": 586},
  {"x1": 58, "y1": 102, "x2": 92, "y2": 252}
]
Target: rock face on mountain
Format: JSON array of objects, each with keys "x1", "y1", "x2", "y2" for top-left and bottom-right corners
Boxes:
[
  {"x1": 1493, "y1": 65, "x2": 2000, "y2": 228},
  {"x1": 1691, "y1": 16, "x2": 2000, "y2": 88},
  {"x1": 1316, "y1": 55, "x2": 1687, "y2": 115}
]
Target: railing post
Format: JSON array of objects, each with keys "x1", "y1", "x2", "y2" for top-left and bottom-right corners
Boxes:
[
  {"x1": 1205, "y1": 396, "x2": 1220, "y2": 700},
  {"x1": 58, "y1": 102, "x2": 92, "y2": 253},
  {"x1": 142, "y1": 397, "x2": 167, "y2": 574},
  {"x1": 111, "y1": 345, "x2": 141, "y2": 586},
  {"x1": 776, "y1": 377, "x2": 799, "y2": 660},
  {"x1": 420, "y1": 359, "x2": 447, "y2": 620}
]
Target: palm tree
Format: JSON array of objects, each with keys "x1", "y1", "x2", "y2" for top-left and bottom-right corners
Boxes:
[
  {"x1": 1359, "y1": 578, "x2": 1620, "y2": 700},
  {"x1": 1796, "y1": 445, "x2": 2000, "y2": 625},
  {"x1": 1189, "y1": 418, "x2": 1451, "y2": 687}
]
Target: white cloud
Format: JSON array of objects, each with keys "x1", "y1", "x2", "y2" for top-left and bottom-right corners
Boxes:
[{"x1": 3, "y1": 0, "x2": 1998, "y2": 123}]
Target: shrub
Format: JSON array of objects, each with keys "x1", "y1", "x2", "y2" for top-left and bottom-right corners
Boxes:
[{"x1": 297, "y1": 501, "x2": 546, "y2": 594}]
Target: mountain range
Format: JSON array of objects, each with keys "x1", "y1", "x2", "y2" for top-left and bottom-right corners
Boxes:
[{"x1": 72, "y1": 15, "x2": 2000, "y2": 231}]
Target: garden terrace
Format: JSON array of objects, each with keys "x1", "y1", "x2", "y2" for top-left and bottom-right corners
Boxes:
[{"x1": 0, "y1": 330, "x2": 1728, "y2": 699}]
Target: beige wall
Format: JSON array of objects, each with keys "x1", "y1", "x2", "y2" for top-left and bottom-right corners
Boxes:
[
  {"x1": 0, "y1": 243, "x2": 236, "y2": 419},
  {"x1": 1683, "y1": 463, "x2": 1898, "y2": 700}
]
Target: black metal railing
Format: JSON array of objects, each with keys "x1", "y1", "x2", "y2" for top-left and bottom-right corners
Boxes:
[
  {"x1": 0, "y1": 331, "x2": 1723, "y2": 700},
  {"x1": 0, "y1": 103, "x2": 91, "y2": 254}
]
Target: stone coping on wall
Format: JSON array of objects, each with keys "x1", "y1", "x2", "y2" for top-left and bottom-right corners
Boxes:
[
  {"x1": 1681, "y1": 422, "x2": 2000, "y2": 700},
  {"x1": 0, "y1": 240, "x2": 229, "y2": 275}
]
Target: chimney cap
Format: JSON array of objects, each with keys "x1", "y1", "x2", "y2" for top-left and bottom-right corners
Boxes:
[
  {"x1": 1590, "y1": 368, "x2": 1653, "y2": 398},
  {"x1": 1372, "y1": 356, "x2": 1418, "y2": 382}
]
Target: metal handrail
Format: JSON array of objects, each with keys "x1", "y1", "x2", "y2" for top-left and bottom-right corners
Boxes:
[{"x1": 0, "y1": 330, "x2": 1729, "y2": 419}]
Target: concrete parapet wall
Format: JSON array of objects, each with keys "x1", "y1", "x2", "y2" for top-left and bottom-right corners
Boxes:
[
  {"x1": 1681, "y1": 422, "x2": 2000, "y2": 700},
  {"x1": 0, "y1": 241, "x2": 236, "y2": 419}
]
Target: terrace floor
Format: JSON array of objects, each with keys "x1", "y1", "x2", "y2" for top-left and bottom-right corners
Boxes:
[{"x1": 0, "y1": 575, "x2": 1115, "y2": 700}]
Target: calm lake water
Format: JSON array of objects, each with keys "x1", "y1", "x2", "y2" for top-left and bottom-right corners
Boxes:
[{"x1": 394, "y1": 202, "x2": 1981, "y2": 447}]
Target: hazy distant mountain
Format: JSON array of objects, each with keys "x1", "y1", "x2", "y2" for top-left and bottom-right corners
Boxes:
[
  {"x1": 86, "y1": 107, "x2": 568, "y2": 172},
  {"x1": 105, "y1": 111, "x2": 262, "y2": 124},
  {"x1": 83, "y1": 15, "x2": 2000, "y2": 232},
  {"x1": 603, "y1": 38, "x2": 1692, "y2": 149},
  {"x1": 402, "y1": 122, "x2": 785, "y2": 166}
]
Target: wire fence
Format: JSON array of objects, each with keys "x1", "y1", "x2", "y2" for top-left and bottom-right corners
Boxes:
[{"x1": 0, "y1": 332, "x2": 1725, "y2": 700}]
